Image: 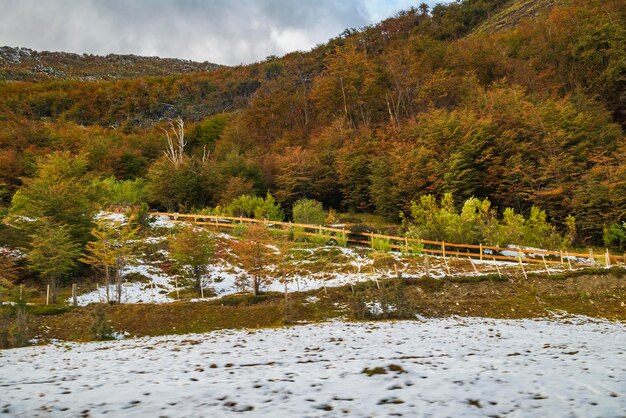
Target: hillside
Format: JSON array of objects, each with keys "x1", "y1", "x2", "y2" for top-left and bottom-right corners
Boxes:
[
  {"x1": 0, "y1": 2, "x2": 625, "y2": 414},
  {"x1": 0, "y1": 46, "x2": 221, "y2": 82},
  {"x1": 0, "y1": 0, "x2": 624, "y2": 248}
]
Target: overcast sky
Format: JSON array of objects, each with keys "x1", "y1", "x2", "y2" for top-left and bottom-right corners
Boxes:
[{"x1": 0, "y1": 0, "x2": 449, "y2": 65}]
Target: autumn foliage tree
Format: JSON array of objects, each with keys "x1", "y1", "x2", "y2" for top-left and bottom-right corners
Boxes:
[
  {"x1": 232, "y1": 225, "x2": 275, "y2": 296},
  {"x1": 81, "y1": 217, "x2": 141, "y2": 303}
]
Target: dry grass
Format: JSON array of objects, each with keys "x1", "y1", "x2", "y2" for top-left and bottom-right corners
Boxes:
[{"x1": 15, "y1": 268, "x2": 626, "y2": 344}]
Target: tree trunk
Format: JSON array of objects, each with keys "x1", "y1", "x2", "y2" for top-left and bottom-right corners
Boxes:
[
  {"x1": 115, "y1": 271, "x2": 122, "y2": 304},
  {"x1": 105, "y1": 264, "x2": 110, "y2": 303},
  {"x1": 252, "y1": 275, "x2": 259, "y2": 296},
  {"x1": 194, "y1": 267, "x2": 202, "y2": 291},
  {"x1": 50, "y1": 276, "x2": 58, "y2": 304}
]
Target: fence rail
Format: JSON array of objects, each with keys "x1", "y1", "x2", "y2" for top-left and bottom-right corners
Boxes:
[{"x1": 149, "y1": 212, "x2": 624, "y2": 267}]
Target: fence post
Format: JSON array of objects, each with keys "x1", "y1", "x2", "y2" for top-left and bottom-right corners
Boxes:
[
  {"x1": 441, "y1": 241, "x2": 446, "y2": 259},
  {"x1": 72, "y1": 283, "x2": 77, "y2": 307},
  {"x1": 589, "y1": 248, "x2": 595, "y2": 267},
  {"x1": 46, "y1": 284, "x2": 50, "y2": 305},
  {"x1": 493, "y1": 257, "x2": 502, "y2": 279},
  {"x1": 605, "y1": 248, "x2": 611, "y2": 267},
  {"x1": 566, "y1": 251, "x2": 572, "y2": 270},
  {"x1": 517, "y1": 252, "x2": 527, "y2": 280},
  {"x1": 468, "y1": 256, "x2": 478, "y2": 274},
  {"x1": 479, "y1": 243, "x2": 483, "y2": 261},
  {"x1": 541, "y1": 255, "x2": 551, "y2": 276},
  {"x1": 441, "y1": 254, "x2": 450, "y2": 275},
  {"x1": 372, "y1": 267, "x2": 380, "y2": 289}
]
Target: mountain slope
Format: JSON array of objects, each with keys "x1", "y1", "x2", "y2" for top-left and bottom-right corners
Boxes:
[
  {"x1": 0, "y1": 0, "x2": 624, "y2": 246},
  {"x1": 0, "y1": 46, "x2": 221, "y2": 82}
]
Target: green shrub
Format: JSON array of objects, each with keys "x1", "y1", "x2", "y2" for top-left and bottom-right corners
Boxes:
[
  {"x1": 335, "y1": 232, "x2": 348, "y2": 247},
  {"x1": 407, "y1": 240, "x2": 424, "y2": 254},
  {"x1": 224, "y1": 192, "x2": 284, "y2": 221},
  {"x1": 604, "y1": 222, "x2": 626, "y2": 251},
  {"x1": 292, "y1": 198, "x2": 326, "y2": 225},
  {"x1": 90, "y1": 306, "x2": 114, "y2": 341},
  {"x1": 404, "y1": 192, "x2": 574, "y2": 249},
  {"x1": 307, "y1": 229, "x2": 333, "y2": 245},
  {"x1": 290, "y1": 226, "x2": 307, "y2": 242},
  {"x1": 232, "y1": 222, "x2": 249, "y2": 236},
  {"x1": 371, "y1": 235, "x2": 392, "y2": 251},
  {"x1": 95, "y1": 177, "x2": 147, "y2": 207}
]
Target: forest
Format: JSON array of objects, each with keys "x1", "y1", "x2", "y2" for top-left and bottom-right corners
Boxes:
[{"x1": 0, "y1": 0, "x2": 625, "y2": 263}]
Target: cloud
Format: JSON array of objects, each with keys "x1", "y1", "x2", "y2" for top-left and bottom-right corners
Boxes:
[{"x1": 0, "y1": 0, "x2": 448, "y2": 65}]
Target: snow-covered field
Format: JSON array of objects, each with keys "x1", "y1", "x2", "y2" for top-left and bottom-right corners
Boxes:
[{"x1": 1, "y1": 317, "x2": 624, "y2": 417}]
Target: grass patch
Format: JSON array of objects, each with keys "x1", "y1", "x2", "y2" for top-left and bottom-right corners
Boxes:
[
  {"x1": 446, "y1": 273, "x2": 509, "y2": 284},
  {"x1": 26, "y1": 304, "x2": 74, "y2": 316},
  {"x1": 218, "y1": 292, "x2": 281, "y2": 307},
  {"x1": 371, "y1": 252, "x2": 397, "y2": 270},
  {"x1": 362, "y1": 367, "x2": 387, "y2": 376},
  {"x1": 415, "y1": 276, "x2": 444, "y2": 292}
]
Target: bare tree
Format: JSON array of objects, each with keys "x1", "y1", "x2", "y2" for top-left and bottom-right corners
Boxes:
[{"x1": 162, "y1": 117, "x2": 186, "y2": 168}]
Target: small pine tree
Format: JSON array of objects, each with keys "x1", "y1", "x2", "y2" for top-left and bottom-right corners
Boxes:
[
  {"x1": 90, "y1": 306, "x2": 114, "y2": 340},
  {"x1": 27, "y1": 222, "x2": 81, "y2": 304},
  {"x1": 169, "y1": 227, "x2": 215, "y2": 292}
]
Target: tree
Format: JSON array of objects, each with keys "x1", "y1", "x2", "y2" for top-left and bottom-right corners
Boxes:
[
  {"x1": 0, "y1": 251, "x2": 19, "y2": 283},
  {"x1": 232, "y1": 225, "x2": 275, "y2": 296},
  {"x1": 292, "y1": 198, "x2": 326, "y2": 225},
  {"x1": 27, "y1": 222, "x2": 81, "y2": 304},
  {"x1": 81, "y1": 217, "x2": 141, "y2": 303},
  {"x1": 169, "y1": 227, "x2": 215, "y2": 293},
  {"x1": 218, "y1": 176, "x2": 255, "y2": 206},
  {"x1": 336, "y1": 135, "x2": 374, "y2": 212},
  {"x1": 8, "y1": 152, "x2": 96, "y2": 243},
  {"x1": 273, "y1": 146, "x2": 316, "y2": 210}
]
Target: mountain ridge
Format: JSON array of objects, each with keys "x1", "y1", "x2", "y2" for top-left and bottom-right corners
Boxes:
[{"x1": 0, "y1": 45, "x2": 222, "y2": 82}]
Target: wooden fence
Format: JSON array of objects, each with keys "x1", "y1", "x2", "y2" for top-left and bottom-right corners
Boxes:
[{"x1": 149, "y1": 212, "x2": 624, "y2": 267}]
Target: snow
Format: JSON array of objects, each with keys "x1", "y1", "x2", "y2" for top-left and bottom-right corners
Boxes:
[
  {"x1": 95, "y1": 211, "x2": 127, "y2": 224},
  {"x1": 149, "y1": 215, "x2": 182, "y2": 229},
  {"x1": 0, "y1": 317, "x2": 624, "y2": 417},
  {"x1": 68, "y1": 212, "x2": 607, "y2": 306},
  {"x1": 73, "y1": 261, "x2": 179, "y2": 305}
]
